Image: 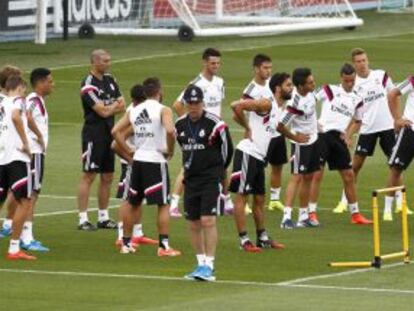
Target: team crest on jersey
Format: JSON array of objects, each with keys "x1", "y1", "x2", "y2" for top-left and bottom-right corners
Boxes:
[
  {"x1": 199, "y1": 129, "x2": 205, "y2": 138},
  {"x1": 180, "y1": 131, "x2": 185, "y2": 137},
  {"x1": 110, "y1": 83, "x2": 115, "y2": 91}
]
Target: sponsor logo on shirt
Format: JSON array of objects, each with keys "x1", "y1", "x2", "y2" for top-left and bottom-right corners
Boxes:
[{"x1": 134, "y1": 109, "x2": 152, "y2": 125}]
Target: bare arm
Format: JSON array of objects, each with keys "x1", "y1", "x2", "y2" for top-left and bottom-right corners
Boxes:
[
  {"x1": 93, "y1": 96, "x2": 125, "y2": 118},
  {"x1": 388, "y1": 88, "x2": 412, "y2": 131},
  {"x1": 111, "y1": 111, "x2": 133, "y2": 158},
  {"x1": 343, "y1": 119, "x2": 361, "y2": 148},
  {"x1": 12, "y1": 110, "x2": 30, "y2": 156},
  {"x1": 231, "y1": 98, "x2": 271, "y2": 139},
  {"x1": 276, "y1": 122, "x2": 309, "y2": 144},
  {"x1": 161, "y1": 107, "x2": 175, "y2": 159},
  {"x1": 111, "y1": 125, "x2": 134, "y2": 163},
  {"x1": 26, "y1": 111, "x2": 45, "y2": 152},
  {"x1": 172, "y1": 100, "x2": 186, "y2": 117}
]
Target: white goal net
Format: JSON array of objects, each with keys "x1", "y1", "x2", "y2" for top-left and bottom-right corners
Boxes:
[{"x1": 54, "y1": 0, "x2": 363, "y2": 40}]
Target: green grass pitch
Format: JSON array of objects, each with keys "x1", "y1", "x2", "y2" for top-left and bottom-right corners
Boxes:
[{"x1": 1, "y1": 10, "x2": 414, "y2": 310}]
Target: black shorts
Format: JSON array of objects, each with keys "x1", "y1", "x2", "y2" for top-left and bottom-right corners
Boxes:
[
  {"x1": 229, "y1": 149, "x2": 265, "y2": 195},
  {"x1": 291, "y1": 140, "x2": 321, "y2": 175},
  {"x1": 184, "y1": 181, "x2": 221, "y2": 221},
  {"x1": 127, "y1": 160, "x2": 170, "y2": 206},
  {"x1": 355, "y1": 129, "x2": 396, "y2": 158},
  {"x1": 388, "y1": 127, "x2": 414, "y2": 171},
  {"x1": 81, "y1": 139, "x2": 115, "y2": 173},
  {"x1": 116, "y1": 163, "x2": 131, "y2": 200},
  {"x1": 0, "y1": 161, "x2": 32, "y2": 202},
  {"x1": 31, "y1": 153, "x2": 45, "y2": 193},
  {"x1": 266, "y1": 136, "x2": 288, "y2": 166},
  {"x1": 319, "y1": 132, "x2": 352, "y2": 171}
]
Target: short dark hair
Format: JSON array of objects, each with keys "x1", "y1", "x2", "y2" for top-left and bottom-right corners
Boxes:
[
  {"x1": 130, "y1": 84, "x2": 146, "y2": 104},
  {"x1": 202, "y1": 48, "x2": 221, "y2": 60},
  {"x1": 340, "y1": 63, "x2": 356, "y2": 76},
  {"x1": 30, "y1": 67, "x2": 51, "y2": 87},
  {"x1": 5, "y1": 75, "x2": 27, "y2": 91},
  {"x1": 143, "y1": 77, "x2": 161, "y2": 98},
  {"x1": 0, "y1": 65, "x2": 22, "y2": 89},
  {"x1": 253, "y1": 54, "x2": 271, "y2": 67},
  {"x1": 292, "y1": 68, "x2": 312, "y2": 87},
  {"x1": 269, "y1": 72, "x2": 290, "y2": 93},
  {"x1": 351, "y1": 48, "x2": 366, "y2": 60}
]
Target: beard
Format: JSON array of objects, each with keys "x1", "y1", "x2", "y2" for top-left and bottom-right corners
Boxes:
[{"x1": 282, "y1": 92, "x2": 292, "y2": 101}]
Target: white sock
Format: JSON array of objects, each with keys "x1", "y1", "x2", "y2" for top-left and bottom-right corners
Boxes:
[
  {"x1": 395, "y1": 190, "x2": 403, "y2": 209},
  {"x1": 270, "y1": 187, "x2": 281, "y2": 201},
  {"x1": 239, "y1": 234, "x2": 250, "y2": 245},
  {"x1": 298, "y1": 208, "x2": 308, "y2": 222},
  {"x1": 341, "y1": 190, "x2": 348, "y2": 204},
  {"x1": 20, "y1": 221, "x2": 33, "y2": 244},
  {"x1": 205, "y1": 256, "x2": 215, "y2": 270},
  {"x1": 160, "y1": 237, "x2": 170, "y2": 250},
  {"x1": 349, "y1": 202, "x2": 359, "y2": 214},
  {"x1": 308, "y1": 202, "x2": 317, "y2": 213},
  {"x1": 9, "y1": 239, "x2": 20, "y2": 254},
  {"x1": 384, "y1": 196, "x2": 394, "y2": 214},
  {"x1": 117, "y1": 222, "x2": 123, "y2": 240},
  {"x1": 170, "y1": 194, "x2": 180, "y2": 210},
  {"x1": 282, "y1": 207, "x2": 292, "y2": 222},
  {"x1": 79, "y1": 212, "x2": 88, "y2": 225},
  {"x1": 3, "y1": 218, "x2": 12, "y2": 229},
  {"x1": 258, "y1": 230, "x2": 269, "y2": 241},
  {"x1": 133, "y1": 224, "x2": 143, "y2": 238},
  {"x1": 196, "y1": 254, "x2": 206, "y2": 266},
  {"x1": 98, "y1": 209, "x2": 109, "y2": 222}
]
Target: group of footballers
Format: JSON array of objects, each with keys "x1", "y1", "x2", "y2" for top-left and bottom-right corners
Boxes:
[
  {"x1": 1, "y1": 46, "x2": 414, "y2": 282},
  {"x1": 0, "y1": 65, "x2": 53, "y2": 260}
]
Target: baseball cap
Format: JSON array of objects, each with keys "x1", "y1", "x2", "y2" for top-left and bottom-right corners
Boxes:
[{"x1": 183, "y1": 84, "x2": 203, "y2": 104}]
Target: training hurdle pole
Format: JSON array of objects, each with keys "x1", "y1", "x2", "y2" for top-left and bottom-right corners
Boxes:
[{"x1": 329, "y1": 185, "x2": 410, "y2": 268}]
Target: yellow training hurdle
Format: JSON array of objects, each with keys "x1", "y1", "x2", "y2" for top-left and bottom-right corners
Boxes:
[{"x1": 329, "y1": 186, "x2": 410, "y2": 269}]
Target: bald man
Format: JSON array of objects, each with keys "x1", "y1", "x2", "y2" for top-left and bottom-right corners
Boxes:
[{"x1": 77, "y1": 49, "x2": 125, "y2": 231}]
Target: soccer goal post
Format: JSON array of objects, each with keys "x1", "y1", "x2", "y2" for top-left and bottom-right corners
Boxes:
[
  {"x1": 378, "y1": 0, "x2": 414, "y2": 12},
  {"x1": 52, "y1": 0, "x2": 363, "y2": 40}
]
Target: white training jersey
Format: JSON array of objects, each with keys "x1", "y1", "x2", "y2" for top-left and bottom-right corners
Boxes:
[
  {"x1": 397, "y1": 76, "x2": 414, "y2": 130},
  {"x1": 120, "y1": 104, "x2": 138, "y2": 165},
  {"x1": 26, "y1": 92, "x2": 48, "y2": 154},
  {"x1": 354, "y1": 69, "x2": 394, "y2": 134},
  {"x1": 0, "y1": 95, "x2": 31, "y2": 165},
  {"x1": 316, "y1": 84, "x2": 364, "y2": 134},
  {"x1": 129, "y1": 99, "x2": 167, "y2": 163},
  {"x1": 178, "y1": 73, "x2": 225, "y2": 117},
  {"x1": 236, "y1": 79, "x2": 278, "y2": 161},
  {"x1": 280, "y1": 88, "x2": 318, "y2": 146}
]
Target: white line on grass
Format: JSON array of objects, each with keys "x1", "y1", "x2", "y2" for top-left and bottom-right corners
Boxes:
[
  {"x1": 0, "y1": 262, "x2": 412, "y2": 295},
  {"x1": 278, "y1": 261, "x2": 408, "y2": 285},
  {"x1": 8, "y1": 193, "x2": 369, "y2": 218},
  {"x1": 284, "y1": 283, "x2": 414, "y2": 295},
  {"x1": 33, "y1": 204, "x2": 119, "y2": 217},
  {"x1": 46, "y1": 30, "x2": 414, "y2": 72},
  {"x1": 40, "y1": 194, "x2": 120, "y2": 201}
]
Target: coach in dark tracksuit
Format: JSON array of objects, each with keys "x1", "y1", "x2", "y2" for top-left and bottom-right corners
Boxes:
[{"x1": 175, "y1": 84, "x2": 233, "y2": 282}]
